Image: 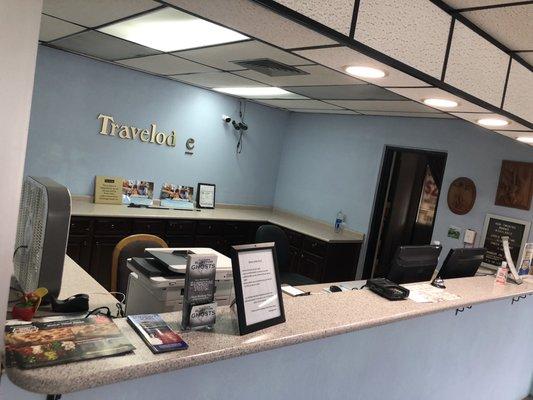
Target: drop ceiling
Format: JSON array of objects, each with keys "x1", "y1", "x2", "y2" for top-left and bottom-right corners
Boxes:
[{"x1": 38, "y1": 0, "x2": 532, "y2": 145}]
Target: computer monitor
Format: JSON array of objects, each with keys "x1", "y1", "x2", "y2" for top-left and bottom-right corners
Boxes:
[
  {"x1": 437, "y1": 248, "x2": 486, "y2": 279},
  {"x1": 387, "y1": 245, "x2": 442, "y2": 284}
]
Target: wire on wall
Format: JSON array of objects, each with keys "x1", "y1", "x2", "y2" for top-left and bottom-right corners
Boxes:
[{"x1": 236, "y1": 100, "x2": 247, "y2": 154}]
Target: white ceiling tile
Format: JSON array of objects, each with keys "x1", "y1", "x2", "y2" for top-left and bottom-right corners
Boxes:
[
  {"x1": 169, "y1": 72, "x2": 268, "y2": 88},
  {"x1": 386, "y1": 87, "x2": 489, "y2": 113},
  {"x1": 256, "y1": 99, "x2": 342, "y2": 110},
  {"x1": 290, "y1": 109, "x2": 360, "y2": 114},
  {"x1": 233, "y1": 65, "x2": 365, "y2": 86},
  {"x1": 42, "y1": 0, "x2": 160, "y2": 28},
  {"x1": 516, "y1": 52, "x2": 533, "y2": 65},
  {"x1": 51, "y1": 30, "x2": 160, "y2": 60},
  {"x1": 443, "y1": 1, "x2": 519, "y2": 8},
  {"x1": 271, "y1": 0, "x2": 354, "y2": 36},
  {"x1": 296, "y1": 47, "x2": 429, "y2": 87},
  {"x1": 39, "y1": 14, "x2": 85, "y2": 42},
  {"x1": 286, "y1": 85, "x2": 405, "y2": 100},
  {"x1": 328, "y1": 100, "x2": 438, "y2": 113},
  {"x1": 360, "y1": 111, "x2": 455, "y2": 118},
  {"x1": 355, "y1": 0, "x2": 451, "y2": 79},
  {"x1": 462, "y1": 5, "x2": 533, "y2": 51},
  {"x1": 165, "y1": 0, "x2": 337, "y2": 49},
  {"x1": 451, "y1": 112, "x2": 532, "y2": 131},
  {"x1": 116, "y1": 54, "x2": 215, "y2": 75},
  {"x1": 445, "y1": 21, "x2": 509, "y2": 106},
  {"x1": 503, "y1": 60, "x2": 533, "y2": 123},
  {"x1": 175, "y1": 40, "x2": 311, "y2": 71}
]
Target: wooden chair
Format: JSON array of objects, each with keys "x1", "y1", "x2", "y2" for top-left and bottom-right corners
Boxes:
[{"x1": 111, "y1": 234, "x2": 168, "y2": 294}]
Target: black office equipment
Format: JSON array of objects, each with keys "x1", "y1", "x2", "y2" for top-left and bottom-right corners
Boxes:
[
  {"x1": 387, "y1": 245, "x2": 442, "y2": 284},
  {"x1": 366, "y1": 278, "x2": 410, "y2": 301},
  {"x1": 432, "y1": 248, "x2": 487, "y2": 288},
  {"x1": 50, "y1": 294, "x2": 89, "y2": 313},
  {"x1": 329, "y1": 285, "x2": 342, "y2": 292}
]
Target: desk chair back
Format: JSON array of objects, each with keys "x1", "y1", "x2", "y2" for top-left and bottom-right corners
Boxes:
[{"x1": 111, "y1": 234, "x2": 168, "y2": 295}]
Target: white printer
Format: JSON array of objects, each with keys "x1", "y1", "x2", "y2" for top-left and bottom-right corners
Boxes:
[{"x1": 125, "y1": 248, "x2": 234, "y2": 315}]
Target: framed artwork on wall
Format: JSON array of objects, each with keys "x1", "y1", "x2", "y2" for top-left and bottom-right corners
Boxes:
[
  {"x1": 447, "y1": 177, "x2": 476, "y2": 215},
  {"x1": 495, "y1": 160, "x2": 533, "y2": 211}
]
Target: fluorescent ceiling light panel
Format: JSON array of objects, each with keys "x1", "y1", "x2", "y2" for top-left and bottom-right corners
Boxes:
[
  {"x1": 477, "y1": 118, "x2": 509, "y2": 127},
  {"x1": 517, "y1": 137, "x2": 533, "y2": 143},
  {"x1": 344, "y1": 66, "x2": 386, "y2": 79},
  {"x1": 99, "y1": 8, "x2": 248, "y2": 52},
  {"x1": 213, "y1": 87, "x2": 291, "y2": 96},
  {"x1": 423, "y1": 98, "x2": 458, "y2": 108}
]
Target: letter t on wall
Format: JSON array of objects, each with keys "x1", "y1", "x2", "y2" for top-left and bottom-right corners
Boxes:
[{"x1": 98, "y1": 114, "x2": 114, "y2": 135}]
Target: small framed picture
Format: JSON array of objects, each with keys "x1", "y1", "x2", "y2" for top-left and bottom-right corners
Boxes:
[
  {"x1": 230, "y1": 243, "x2": 285, "y2": 335},
  {"x1": 197, "y1": 183, "x2": 216, "y2": 209}
]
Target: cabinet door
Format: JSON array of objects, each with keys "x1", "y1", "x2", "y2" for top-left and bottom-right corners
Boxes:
[
  {"x1": 166, "y1": 236, "x2": 195, "y2": 248},
  {"x1": 89, "y1": 236, "x2": 123, "y2": 290},
  {"x1": 288, "y1": 246, "x2": 301, "y2": 273},
  {"x1": 195, "y1": 235, "x2": 225, "y2": 253},
  {"x1": 298, "y1": 251, "x2": 326, "y2": 282},
  {"x1": 66, "y1": 237, "x2": 91, "y2": 271}
]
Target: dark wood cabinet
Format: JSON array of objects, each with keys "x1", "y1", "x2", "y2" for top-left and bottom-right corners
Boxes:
[
  {"x1": 297, "y1": 251, "x2": 326, "y2": 282},
  {"x1": 66, "y1": 236, "x2": 91, "y2": 272},
  {"x1": 68, "y1": 215, "x2": 361, "y2": 289},
  {"x1": 89, "y1": 236, "x2": 123, "y2": 290}
]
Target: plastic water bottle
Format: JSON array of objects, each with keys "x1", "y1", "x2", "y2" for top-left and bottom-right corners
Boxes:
[{"x1": 334, "y1": 211, "x2": 345, "y2": 233}]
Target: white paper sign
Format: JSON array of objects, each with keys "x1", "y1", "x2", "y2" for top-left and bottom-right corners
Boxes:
[
  {"x1": 199, "y1": 184, "x2": 215, "y2": 208},
  {"x1": 237, "y1": 249, "x2": 281, "y2": 325}
]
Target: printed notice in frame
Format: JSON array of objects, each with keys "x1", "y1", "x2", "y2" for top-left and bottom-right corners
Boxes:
[
  {"x1": 197, "y1": 183, "x2": 216, "y2": 209},
  {"x1": 238, "y1": 248, "x2": 281, "y2": 325}
]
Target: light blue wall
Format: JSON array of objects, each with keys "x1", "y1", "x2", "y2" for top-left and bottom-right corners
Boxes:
[
  {"x1": 25, "y1": 46, "x2": 289, "y2": 206},
  {"x1": 273, "y1": 113, "x2": 533, "y2": 272}
]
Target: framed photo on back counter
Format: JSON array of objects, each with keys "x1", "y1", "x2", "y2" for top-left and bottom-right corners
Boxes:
[{"x1": 480, "y1": 214, "x2": 531, "y2": 269}]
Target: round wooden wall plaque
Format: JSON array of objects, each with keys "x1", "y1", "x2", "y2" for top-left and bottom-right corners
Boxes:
[{"x1": 447, "y1": 177, "x2": 476, "y2": 215}]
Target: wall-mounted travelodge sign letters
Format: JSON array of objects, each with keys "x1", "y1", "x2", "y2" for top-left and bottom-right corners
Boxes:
[{"x1": 98, "y1": 113, "x2": 176, "y2": 147}]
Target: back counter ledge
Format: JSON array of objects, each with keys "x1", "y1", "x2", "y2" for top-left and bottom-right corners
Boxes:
[{"x1": 2, "y1": 256, "x2": 533, "y2": 400}]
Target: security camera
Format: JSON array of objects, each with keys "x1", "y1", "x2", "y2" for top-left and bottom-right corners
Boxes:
[
  {"x1": 222, "y1": 115, "x2": 232, "y2": 123},
  {"x1": 239, "y1": 122, "x2": 248, "y2": 131},
  {"x1": 232, "y1": 120, "x2": 241, "y2": 130}
]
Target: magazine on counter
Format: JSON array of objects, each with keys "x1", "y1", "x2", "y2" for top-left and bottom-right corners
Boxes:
[
  {"x1": 4, "y1": 316, "x2": 134, "y2": 369},
  {"x1": 127, "y1": 314, "x2": 188, "y2": 353}
]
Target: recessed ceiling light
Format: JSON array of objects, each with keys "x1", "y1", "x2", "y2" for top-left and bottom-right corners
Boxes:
[
  {"x1": 213, "y1": 87, "x2": 291, "y2": 97},
  {"x1": 423, "y1": 98, "x2": 458, "y2": 108},
  {"x1": 344, "y1": 66, "x2": 386, "y2": 79},
  {"x1": 99, "y1": 8, "x2": 248, "y2": 52},
  {"x1": 477, "y1": 118, "x2": 509, "y2": 127},
  {"x1": 517, "y1": 136, "x2": 533, "y2": 144}
]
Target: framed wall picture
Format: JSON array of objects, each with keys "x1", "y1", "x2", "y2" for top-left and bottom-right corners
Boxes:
[
  {"x1": 447, "y1": 177, "x2": 476, "y2": 215},
  {"x1": 480, "y1": 214, "x2": 531, "y2": 269},
  {"x1": 197, "y1": 183, "x2": 216, "y2": 209},
  {"x1": 495, "y1": 160, "x2": 533, "y2": 211},
  {"x1": 230, "y1": 243, "x2": 285, "y2": 335}
]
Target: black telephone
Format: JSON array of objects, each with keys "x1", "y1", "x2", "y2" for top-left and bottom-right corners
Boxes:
[{"x1": 366, "y1": 278, "x2": 410, "y2": 301}]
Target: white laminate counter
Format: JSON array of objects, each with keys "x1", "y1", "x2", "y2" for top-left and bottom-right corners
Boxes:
[{"x1": 71, "y1": 200, "x2": 365, "y2": 244}]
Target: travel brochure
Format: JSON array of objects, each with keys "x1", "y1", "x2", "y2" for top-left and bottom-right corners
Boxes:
[
  {"x1": 127, "y1": 314, "x2": 188, "y2": 353},
  {"x1": 122, "y1": 179, "x2": 154, "y2": 206},
  {"x1": 94, "y1": 176, "x2": 215, "y2": 209},
  {"x1": 4, "y1": 316, "x2": 134, "y2": 369},
  {"x1": 160, "y1": 183, "x2": 195, "y2": 210}
]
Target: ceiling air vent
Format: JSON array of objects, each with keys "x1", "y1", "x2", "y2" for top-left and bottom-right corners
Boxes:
[{"x1": 232, "y1": 58, "x2": 309, "y2": 77}]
